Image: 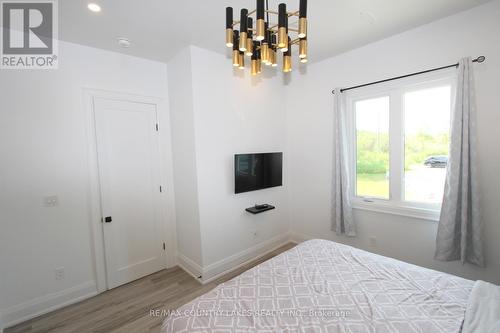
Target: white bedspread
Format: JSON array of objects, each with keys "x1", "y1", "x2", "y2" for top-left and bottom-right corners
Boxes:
[
  {"x1": 462, "y1": 280, "x2": 500, "y2": 333},
  {"x1": 162, "y1": 239, "x2": 473, "y2": 332}
]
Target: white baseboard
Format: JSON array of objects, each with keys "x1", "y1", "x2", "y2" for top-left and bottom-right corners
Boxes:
[
  {"x1": 289, "y1": 231, "x2": 316, "y2": 244},
  {"x1": 201, "y1": 233, "x2": 291, "y2": 284},
  {"x1": 176, "y1": 233, "x2": 293, "y2": 285},
  {"x1": 177, "y1": 252, "x2": 203, "y2": 283},
  {"x1": 0, "y1": 281, "x2": 97, "y2": 331}
]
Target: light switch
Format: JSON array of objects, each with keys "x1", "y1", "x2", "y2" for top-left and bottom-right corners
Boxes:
[{"x1": 44, "y1": 195, "x2": 59, "y2": 207}]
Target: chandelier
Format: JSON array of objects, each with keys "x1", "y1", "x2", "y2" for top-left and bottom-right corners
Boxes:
[{"x1": 225, "y1": 0, "x2": 308, "y2": 75}]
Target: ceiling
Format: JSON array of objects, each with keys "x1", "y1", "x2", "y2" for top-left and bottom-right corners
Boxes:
[{"x1": 60, "y1": 0, "x2": 492, "y2": 64}]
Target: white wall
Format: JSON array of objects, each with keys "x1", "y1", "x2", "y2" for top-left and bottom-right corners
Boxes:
[
  {"x1": 0, "y1": 41, "x2": 175, "y2": 329},
  {"x1": 190, "y1": 47, "x2": 289, "y2": 279},
  {"x1": 167, "y1": 46, "x2": 290, "y2": 281},
  {"x1": 167, "y1": 47, "x2": 204, "y2": 269},
  {"x1": 285, "y1": 0, "x2": 500, "y2": 284}
]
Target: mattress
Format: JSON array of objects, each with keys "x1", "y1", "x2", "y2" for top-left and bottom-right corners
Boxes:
[{"x1": 161, "y1": 239, "x2": 474, "y2": 332}]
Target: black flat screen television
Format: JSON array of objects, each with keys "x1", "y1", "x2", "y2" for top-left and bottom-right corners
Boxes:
[{"x1": 235, "y1": 152, "x2": 283, "y2": 194}]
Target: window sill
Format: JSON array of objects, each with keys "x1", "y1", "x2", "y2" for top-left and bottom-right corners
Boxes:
[{"x1": 352, "y1": 200, "x2": 440, "y2": 222}]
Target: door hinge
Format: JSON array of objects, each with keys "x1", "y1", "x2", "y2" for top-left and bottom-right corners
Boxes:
[
  {"x1": 163, "y1": 242, "x2": 166, "y2": 251},
  {"x1": 155, "y1": 123, "x2": 159, "y2": 131},
  {"x1": 159, "y1": 185, "x2": 163, "y2": 193}
]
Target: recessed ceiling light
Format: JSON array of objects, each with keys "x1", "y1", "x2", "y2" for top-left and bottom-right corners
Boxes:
[
  {"x1": 87, "y1": 3, "x2": 101, "y2": 13},
  {"x1": 117, "y1": 38, "x2": 131, "y2": 48}
]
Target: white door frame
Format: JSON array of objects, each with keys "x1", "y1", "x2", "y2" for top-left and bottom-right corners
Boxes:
[{"x1": 83, "y1": 88, "x2": 177, "y2": 293}]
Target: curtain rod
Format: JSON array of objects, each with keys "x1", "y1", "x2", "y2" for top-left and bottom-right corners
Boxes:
[{"x1": 331, "y1": 56, "x2": 486, "y2": 94}]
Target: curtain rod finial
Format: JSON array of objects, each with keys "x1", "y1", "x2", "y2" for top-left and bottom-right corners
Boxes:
[{"x1": 476, "y1": 56, "x2": 486, "y2": 63}]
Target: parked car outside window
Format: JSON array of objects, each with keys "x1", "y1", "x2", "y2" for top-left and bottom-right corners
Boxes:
[{"x1": 424, "y1": 156, "x2": 448, "y2": 168}]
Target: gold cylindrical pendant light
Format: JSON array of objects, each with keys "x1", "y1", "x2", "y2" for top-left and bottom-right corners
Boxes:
[
  {"x1": 283, "y1": 38, "x2": 292, "y2": 72},
  {"x1": 271, "y1": 35, "x2": 278, "y2": 67},
  {"x1": 225, "y1": 7, "x2": 233, "y2": 47},
  {"x1": 299, "y1": 38, "x2": 307, "y2": 59},
  {"x1": 246, "y1": 39, "x2": 253, "y2": 57},
  {"x1": 256, "y1": 0, "x2": 265, "y2": 41},
  {"x1": 257, "y1": 48, "x2": 262, "y2": 73},
  {"x1": 233, "y1": 50, "x2": 240, "y2": 67},
  {"x1": 300, "y1": 58, "x2": 308, "y2": 63},
  {"x1": 261, "y1": 43, "x2": 269, "y2": 64},
  {"x1": 278, "y1": 28, "x2": 288, "y2": 52},
  {"x1": 251, "y1": 41, "x2": 258, "y2": 75},
  {"x1": 246, "y1": 17, "x2": 253, "y2": 56},
  {"x1": 232, "y1": 31, "x2": 240, "y2": 67},
  {"x1": 266, "y1": 48, "x2": 274, "y2": 66},
  {"x1": 261, "y1": 23, "x2": 270, "y2": 64},
  {"x1": 277, "y1": 3, "x2": 288, "y2": 50},
  {"x1": 256, "y1": 19, "x2": 265, "y2": 41},
  {"x1": 283, "y1": 54, "x2": 292, "y2": 72},
  {"x1": 238, "y1": 52, "x2": 245, "y2": 69},
  {"x1": 298, "y1": 18, "x2": 307, "y2": 39},
  {"x1": 226, "y1": 29, "x2": 233, "y2": 48},
  {"x1": 239, "y1": 32, "x2": 247, "y2": 52},
  {"x1": 251, "y1": 60, "x2": 258, "y2": 75},
  {"x1": 298, "y1": 0, "x2": 307, "y2": 38},
  {"x1": 238, "y1": 9, "x2": 248, "y2": 52}
]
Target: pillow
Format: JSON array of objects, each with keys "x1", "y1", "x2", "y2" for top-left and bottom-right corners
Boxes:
[{"x1": 462, "y1": 280, "x2": 500, "y2": 333}]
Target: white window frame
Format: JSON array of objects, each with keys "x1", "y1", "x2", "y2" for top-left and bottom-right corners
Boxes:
[{"x1": 345, "y1": 71, "x2": 456, "y2": 221}]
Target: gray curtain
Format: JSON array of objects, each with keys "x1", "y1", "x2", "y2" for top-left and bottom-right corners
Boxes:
[
  {"x1": 332, "y1": 89, "x2": 356, "y2": 236},
  {"x1": 435, "y1": 57, "x2": 485, "y2": 267}
]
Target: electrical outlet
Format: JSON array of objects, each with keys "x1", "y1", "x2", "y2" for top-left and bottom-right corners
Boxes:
[
  {"x1": 253, "y1": 231, "x2": 258, "y2": 239},
  {"x1": 44, "y1": 196, "x2": 59, "y2": 207},
  {"x1": 55, "y1": 267, "x2": 65, "y2": 280}
]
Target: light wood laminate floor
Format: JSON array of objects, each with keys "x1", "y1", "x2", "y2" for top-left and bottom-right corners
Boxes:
[{"x1": 5, "y1": 243, "x2": 296, "y2": 333}]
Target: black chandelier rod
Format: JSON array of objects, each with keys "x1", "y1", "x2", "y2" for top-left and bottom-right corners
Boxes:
[
  {"x1": 332, "y1": 56, "x2": 486, "y2": 94},
  {"x1": 266, "y1": 0, "x2": 269, "y2": 25}
]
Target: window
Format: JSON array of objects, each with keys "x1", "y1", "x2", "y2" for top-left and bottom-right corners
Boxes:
[
  {"x1": 355, "y1": 96, "x2": 390, "y2": 199},
  {"x1": 404, "y1": 86, "x2": 451, "y2": 204},
  {"x1": 348, "y1": 75, "x2": 453, "y2": 219}
]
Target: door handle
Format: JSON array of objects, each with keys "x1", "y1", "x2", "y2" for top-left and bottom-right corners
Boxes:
[{"x1": 103, "y1": 216, "x2": 112, "y2": 223}]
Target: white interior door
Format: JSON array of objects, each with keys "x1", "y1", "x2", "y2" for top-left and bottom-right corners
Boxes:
[{"x1": 93, "y1": 97, "x2": 165, "y2": 289}]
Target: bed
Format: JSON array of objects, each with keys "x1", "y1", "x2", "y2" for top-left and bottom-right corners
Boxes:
[{"x1": 162, "y1": 239, "x2": 475, "y2": 332}]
